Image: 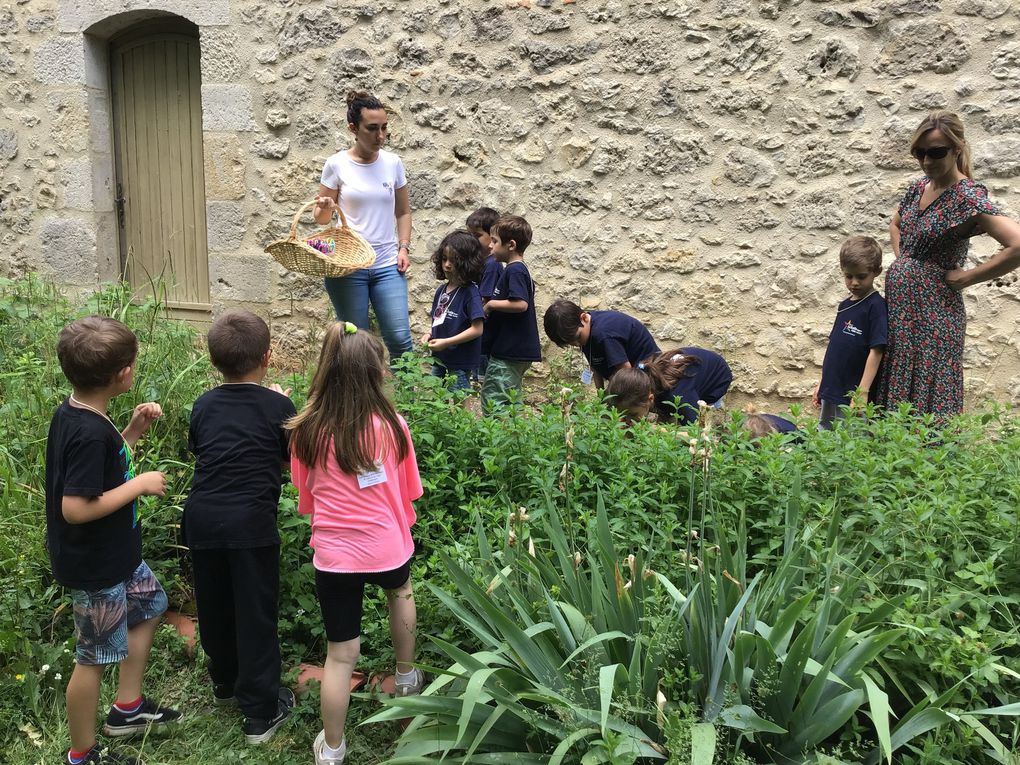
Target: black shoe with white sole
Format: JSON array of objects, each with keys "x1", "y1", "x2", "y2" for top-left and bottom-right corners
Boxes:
[
  {"x1": 103, "y1": 697, "x2": 181, "y2": 737},
  {"x1": 242, "y1": 687, "x2": 295, "y2": 745}
]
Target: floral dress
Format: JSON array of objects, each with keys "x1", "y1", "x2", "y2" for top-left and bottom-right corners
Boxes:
[{"x1": 877, "y1": 177, "x2": 1002, "y2": 419}]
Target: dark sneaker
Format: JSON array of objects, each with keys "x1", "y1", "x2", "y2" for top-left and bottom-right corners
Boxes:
[
  {"x1": 213, "y1": 683, "x2": 236, "y2": 707},
  {"x1": 103, "y1": 697, "x2": 182, "y2": 737},
  {"x1": 243, "y1": 687, "x2": 295, "y2": 745},
  {"x1": 71, "y1": 743, "x2": 143, "y2": 764}
]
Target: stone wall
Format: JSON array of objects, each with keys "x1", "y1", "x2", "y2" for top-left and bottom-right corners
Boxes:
[{"x1": 2, "y1": 0, "x2": 1019, "y2": 407}]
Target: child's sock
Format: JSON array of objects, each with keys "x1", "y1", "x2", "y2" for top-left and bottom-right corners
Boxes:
[
  {"x1": 114, "y1": 695, "x2": 143, "y2": 713},
  {"x1": 322, "y1": 737, "x2": 346, "y2": 760},
  {"x1": 395, "y1": 668, "x2": 418, "y2": 684},
  {"x1": 68, "y1": 747, "x2": 93, "y2": 764}
]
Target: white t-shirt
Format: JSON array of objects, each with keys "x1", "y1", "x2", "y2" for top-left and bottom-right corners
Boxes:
[{"x1": 320, "y1": 149, "x2": 407, "y2": 269}]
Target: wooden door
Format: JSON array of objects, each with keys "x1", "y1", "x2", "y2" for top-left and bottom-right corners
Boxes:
[{"x1": 111, "y1": 25, "x2": 210, "y2": 315}]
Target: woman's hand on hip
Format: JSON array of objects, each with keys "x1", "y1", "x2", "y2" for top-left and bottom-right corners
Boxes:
[{"x1": 944, "y1": 268, "x2": 970, "y2": 292}]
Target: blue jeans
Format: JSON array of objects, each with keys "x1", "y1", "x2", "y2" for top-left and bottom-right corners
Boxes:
[
  {"x1": 324, "y1": 266, "x2": 413, "y2": 359},
  {"x1": 431, "y1": 365, "x2": 472, "y2": 391}
]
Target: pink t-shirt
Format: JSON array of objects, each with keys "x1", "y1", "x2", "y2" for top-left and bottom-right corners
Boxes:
[{"x1": 291, "y1": 415, "x2": 423, "y2": 573}]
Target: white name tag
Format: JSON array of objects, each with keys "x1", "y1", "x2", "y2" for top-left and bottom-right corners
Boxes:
[
  {"x1": 432, "y1": 312, "x2": 447, "y2": 328},
  {"x1": 581, "y1": 369, "x2": 593, "y2": 385},
  {"x1": 357, "y1": 465, "x2": 387, "y2": 489}
]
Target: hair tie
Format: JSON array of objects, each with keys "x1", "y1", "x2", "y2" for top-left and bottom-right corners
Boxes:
[
  {"x1": 343, "y1": 321, "x2": 358, "y2": 335},
  {"x1": 636, "y1": 363, "x2": 646, "y2": 371}
]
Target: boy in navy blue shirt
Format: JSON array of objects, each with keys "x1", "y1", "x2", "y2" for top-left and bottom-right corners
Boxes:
[
  {"x1": 422, "y1": 230, "x2": 487, "y2": 389},
  {"x1": 813, "y1": 236, "x2": 888, "y2": 429},
  {"x1": 466, "y1": 207, "x2": 502, "y2": 378},
  {"x1": 481, "y1": 215, "x2": 542, "y2": 410},
  {"x1": 185, "y1": 310, "x2": 297, "y2": 744},
  {"x1": 543, "y1": 300, "x2": 660, "y2": 388}
]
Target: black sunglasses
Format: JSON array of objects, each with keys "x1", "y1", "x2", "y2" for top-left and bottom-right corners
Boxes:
[{"x1": 911, "y1": 146, "x2": 952, "y2": 161}]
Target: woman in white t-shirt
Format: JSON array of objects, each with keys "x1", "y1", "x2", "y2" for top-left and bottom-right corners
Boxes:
[{"x1": 314, "y1": 91, "x2": 413, "y2": 360}]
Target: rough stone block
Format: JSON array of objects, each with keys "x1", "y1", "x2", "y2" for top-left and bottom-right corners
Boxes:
[
  {"x1": 210, "y1": 253, "x2": 275, "y2": 303},
  {"x1": 974, "y1": 139, "x2": 1020, "y2": 177},
  {"x1": 0, "y1": 129, "x2": 17, "y2": 161},
  {"x1": 60, "y1": 156, "x2": 93, "y2": 210},
  {"x1": 206, "y1": 201, "x2": 246, "y2": 251},
  {"x1": 202, "y1": 85, "x2": 256, "y2": 132},
  {"x1": 204, "y1": 134, "x2": 246, "y2": 200},
  {"x1": 200, "y1": 28, "x2": 244, "y2": 83},
  {"x1": 252, "y1": 135, "x2": 291, "y2": 160},
  {"x1": 874, "y1": 20, "x2": 970, "y2": 76},
  {"x1": 40, "y1": 217, "x2": 97, "y2": 283},
  {"x1": 57, "y1": 0, "x2": 230, "y2": 33},
  {"x1": 33, "y1": 36, "x2": 86, "y2": 84}
]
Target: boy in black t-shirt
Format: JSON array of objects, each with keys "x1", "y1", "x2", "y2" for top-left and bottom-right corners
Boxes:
[
  {"x1": 466, "y1": 206, "x2": 502, "y2": 379},
  {"x1": 543, "y1": 300, "x2": 660, "y2": 388},
  {"x1": 813, "y1": 236, "x2": 888, "y2": 429},
  {"x1": 481, "y1": 215, "x2": 542, "y2": 410},
  {"x1": 184, "y1": 310, "x2": 297, "y2": 744},
  {"x1": 46, "y1": 316, "x2": 180, "y2": 765}
]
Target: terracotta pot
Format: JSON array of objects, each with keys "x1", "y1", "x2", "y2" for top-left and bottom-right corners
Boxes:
[{"x1": 163, "y1": 610, "x2": 198, "y2": 657}]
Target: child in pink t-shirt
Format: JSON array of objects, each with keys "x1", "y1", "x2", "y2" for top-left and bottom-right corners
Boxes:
[{"x1": 287, "y1": 323, "x2": 424, "y2": 765}]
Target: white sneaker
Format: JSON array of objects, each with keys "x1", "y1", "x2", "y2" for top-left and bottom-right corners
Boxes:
[
  {"x1": 394, "y1": 668, "x2": 424, "y2": 697},
  {"x1": 313, "y1": 730, "x2": 345, "y2": 764}
]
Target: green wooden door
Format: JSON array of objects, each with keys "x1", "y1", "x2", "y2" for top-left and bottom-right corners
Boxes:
[{"x1": 111, "y1": 27, "x2": 209, "y2": 314}]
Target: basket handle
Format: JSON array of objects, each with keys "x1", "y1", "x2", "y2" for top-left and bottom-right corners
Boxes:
[{"x1": 289, "y1": 198, "x2": 350, "y2": 240}]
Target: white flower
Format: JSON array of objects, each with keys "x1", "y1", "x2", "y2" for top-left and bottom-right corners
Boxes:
[
  {"x1": 54, "y1": 673, "x2": 62, "y2": 681},
  {"x1": 40, "y1": 664, "x2": 50, "y2": 673}
]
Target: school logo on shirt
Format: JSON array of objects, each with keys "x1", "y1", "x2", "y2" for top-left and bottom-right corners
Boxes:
[
  {"x1": 842, "y1": 320, "x2": 863, "y2": 337},
  {"x1": 382, "y1": 181, "x2": 393, "y2": 194}
]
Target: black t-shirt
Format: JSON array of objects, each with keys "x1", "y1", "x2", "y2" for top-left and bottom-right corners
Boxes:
[
  {"x1": 429, "y1": 283, "x2": 486, "y2": 371},
  {"x1": 656, "y1": 347, "x2": 733, "y2": 425},
  {"x1": 485, "y1": 261, "x2": 542, "y2": 362},
  {"x1": 45, "y1": 401, "x2": 142, "y2": 590},
  {"x1": 583, "y1": 311, "x2": 660, "y2": 380},
  {"x1": 184, "y1": 384, "x2": 297, "y2": 549},
  {"x1": 820, "y1": 292, "x2": 888, "y2": 405}
]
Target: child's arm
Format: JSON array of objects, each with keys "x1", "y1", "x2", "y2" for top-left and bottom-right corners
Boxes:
[
  {"x1": 812, "y1": 382, "x2": 821, "y2": 407},
  {"x1": 62, "y1": 472, "x2": 166, "y2": 524},
  {"x1": 428, "y1": 320, "x2": 483, "y2": 351},
  {"x1": 121, "y1": 402, "x2": 162, "y2": 448},
  {"x1": 853, "y1": 347, "x2": 885, "y2": 406},
  {"x1": 484, "y1": 298, "x2": 528, "y2": 316}
]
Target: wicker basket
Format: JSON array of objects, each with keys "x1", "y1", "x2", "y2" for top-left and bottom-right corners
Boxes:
[{"x1": 266, "y1": 199, "x2": 376, "y2": 278}]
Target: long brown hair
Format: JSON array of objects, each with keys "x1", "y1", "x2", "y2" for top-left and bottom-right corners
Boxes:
[
  {"x1": 287, "y1": 325, "x2": 408, "y2": 474},
  {"x1": 638, "y1": 348, "x2": 700, "y2": 395},
  {"x1": 910, "y1": 111, "x2": 973, "y2": 179},
  {"x1": 604, "y1": 368, "x2": 653, "y2": 418}
]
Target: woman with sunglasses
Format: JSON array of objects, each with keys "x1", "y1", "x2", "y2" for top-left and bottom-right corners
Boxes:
[
  {"x1": 314, "y1": 91, "x2": 413, "y2": 362},
  {"x1": 878, "y1": 111, "x2": 1020, "y2": 421}
]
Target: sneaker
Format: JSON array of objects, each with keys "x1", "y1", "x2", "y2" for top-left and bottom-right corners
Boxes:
[
  {"x1": 243, "y1": 687, "x2": 295, "y2": 745},
  {"x1": 71, "y1": 743, "x2": 143, "y2": 764},
  {"x1": 394, "y1": 668, "x2": 424, "y2": 697},
  {"x1": 213, "y1": 683, "x2": 235, "y2": 707},
  {"x1": 103, "y1": 697, "x2": 181, "y2": 737},
  {"x1": 313, "y1": 730, "x2": 346, "y2": 764}
]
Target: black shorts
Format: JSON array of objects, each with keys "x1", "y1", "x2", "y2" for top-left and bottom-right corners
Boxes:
[{"x1": 315, "y1": 560, "x2": 412, "y2": 643}]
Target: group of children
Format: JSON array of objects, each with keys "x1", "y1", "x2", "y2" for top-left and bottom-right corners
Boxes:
[
  {"x1": 47, "y1": 314, "x2": 423, "y2": 765},
  {"x1": 44, "y1": 215, "x2": 886, "y2": 764},
  {"x1": 426, "y1": 208, "x2": 885, "y2": 434}
]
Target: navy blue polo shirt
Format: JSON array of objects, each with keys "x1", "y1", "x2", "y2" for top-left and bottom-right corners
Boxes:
[
  {"x1": 429, "y1": 283, "x2": 485, "y2": 371},
  {"x1": 485, "y1": 261, "x2": 542, "y2": 362},
  {"x1": 656, "y1": 347, "x2": 733, "y2": 425},
  {"x1": 582, "y1": 311, "x2": 660, "y2": 380},
  {"x1": 479, "y1": 256, "x2": 502, "y2": 300},
  {"x1": 761, "y1": 414, "x2": 798, "y2": 434},
  {"x1": 819, "y1": 292, "x2": 888, "y2": 406}
]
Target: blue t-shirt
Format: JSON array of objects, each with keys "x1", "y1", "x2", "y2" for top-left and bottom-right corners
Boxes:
[
  {"x1": 429, "y1": 283, "x2": 485, "y2": 371},
  {"x1": 819, "y1": 292, "x2": 888, "y2": 406},
  {"x1": 479, "y1": 256, "x2": 502, "y2": 300},
  {"x1": 583, "y1": 310, "x2": 660, "y2": 380},
  {"x1": 485, "y1": 260, "x2": 542, "y2": 362},
  {"x1": 655, "y1": 347, "x2": 733, "y2": 425}
]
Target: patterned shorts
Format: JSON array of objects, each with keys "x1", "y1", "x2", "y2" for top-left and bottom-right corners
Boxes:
[{"x1": 71, "y1": 561, "x2": 168, "y2": 665}]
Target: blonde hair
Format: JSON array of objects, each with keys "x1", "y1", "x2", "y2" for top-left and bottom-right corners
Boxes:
[
  {"x1": 743, "y1": 413, "x2": 779, "y2": 440},
  {"x1": 910, "y1": 111, "x2": 973, "y2": 179},
  {"x1": 286, "y1": 325, "x2": 408, "y2": 474}
]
